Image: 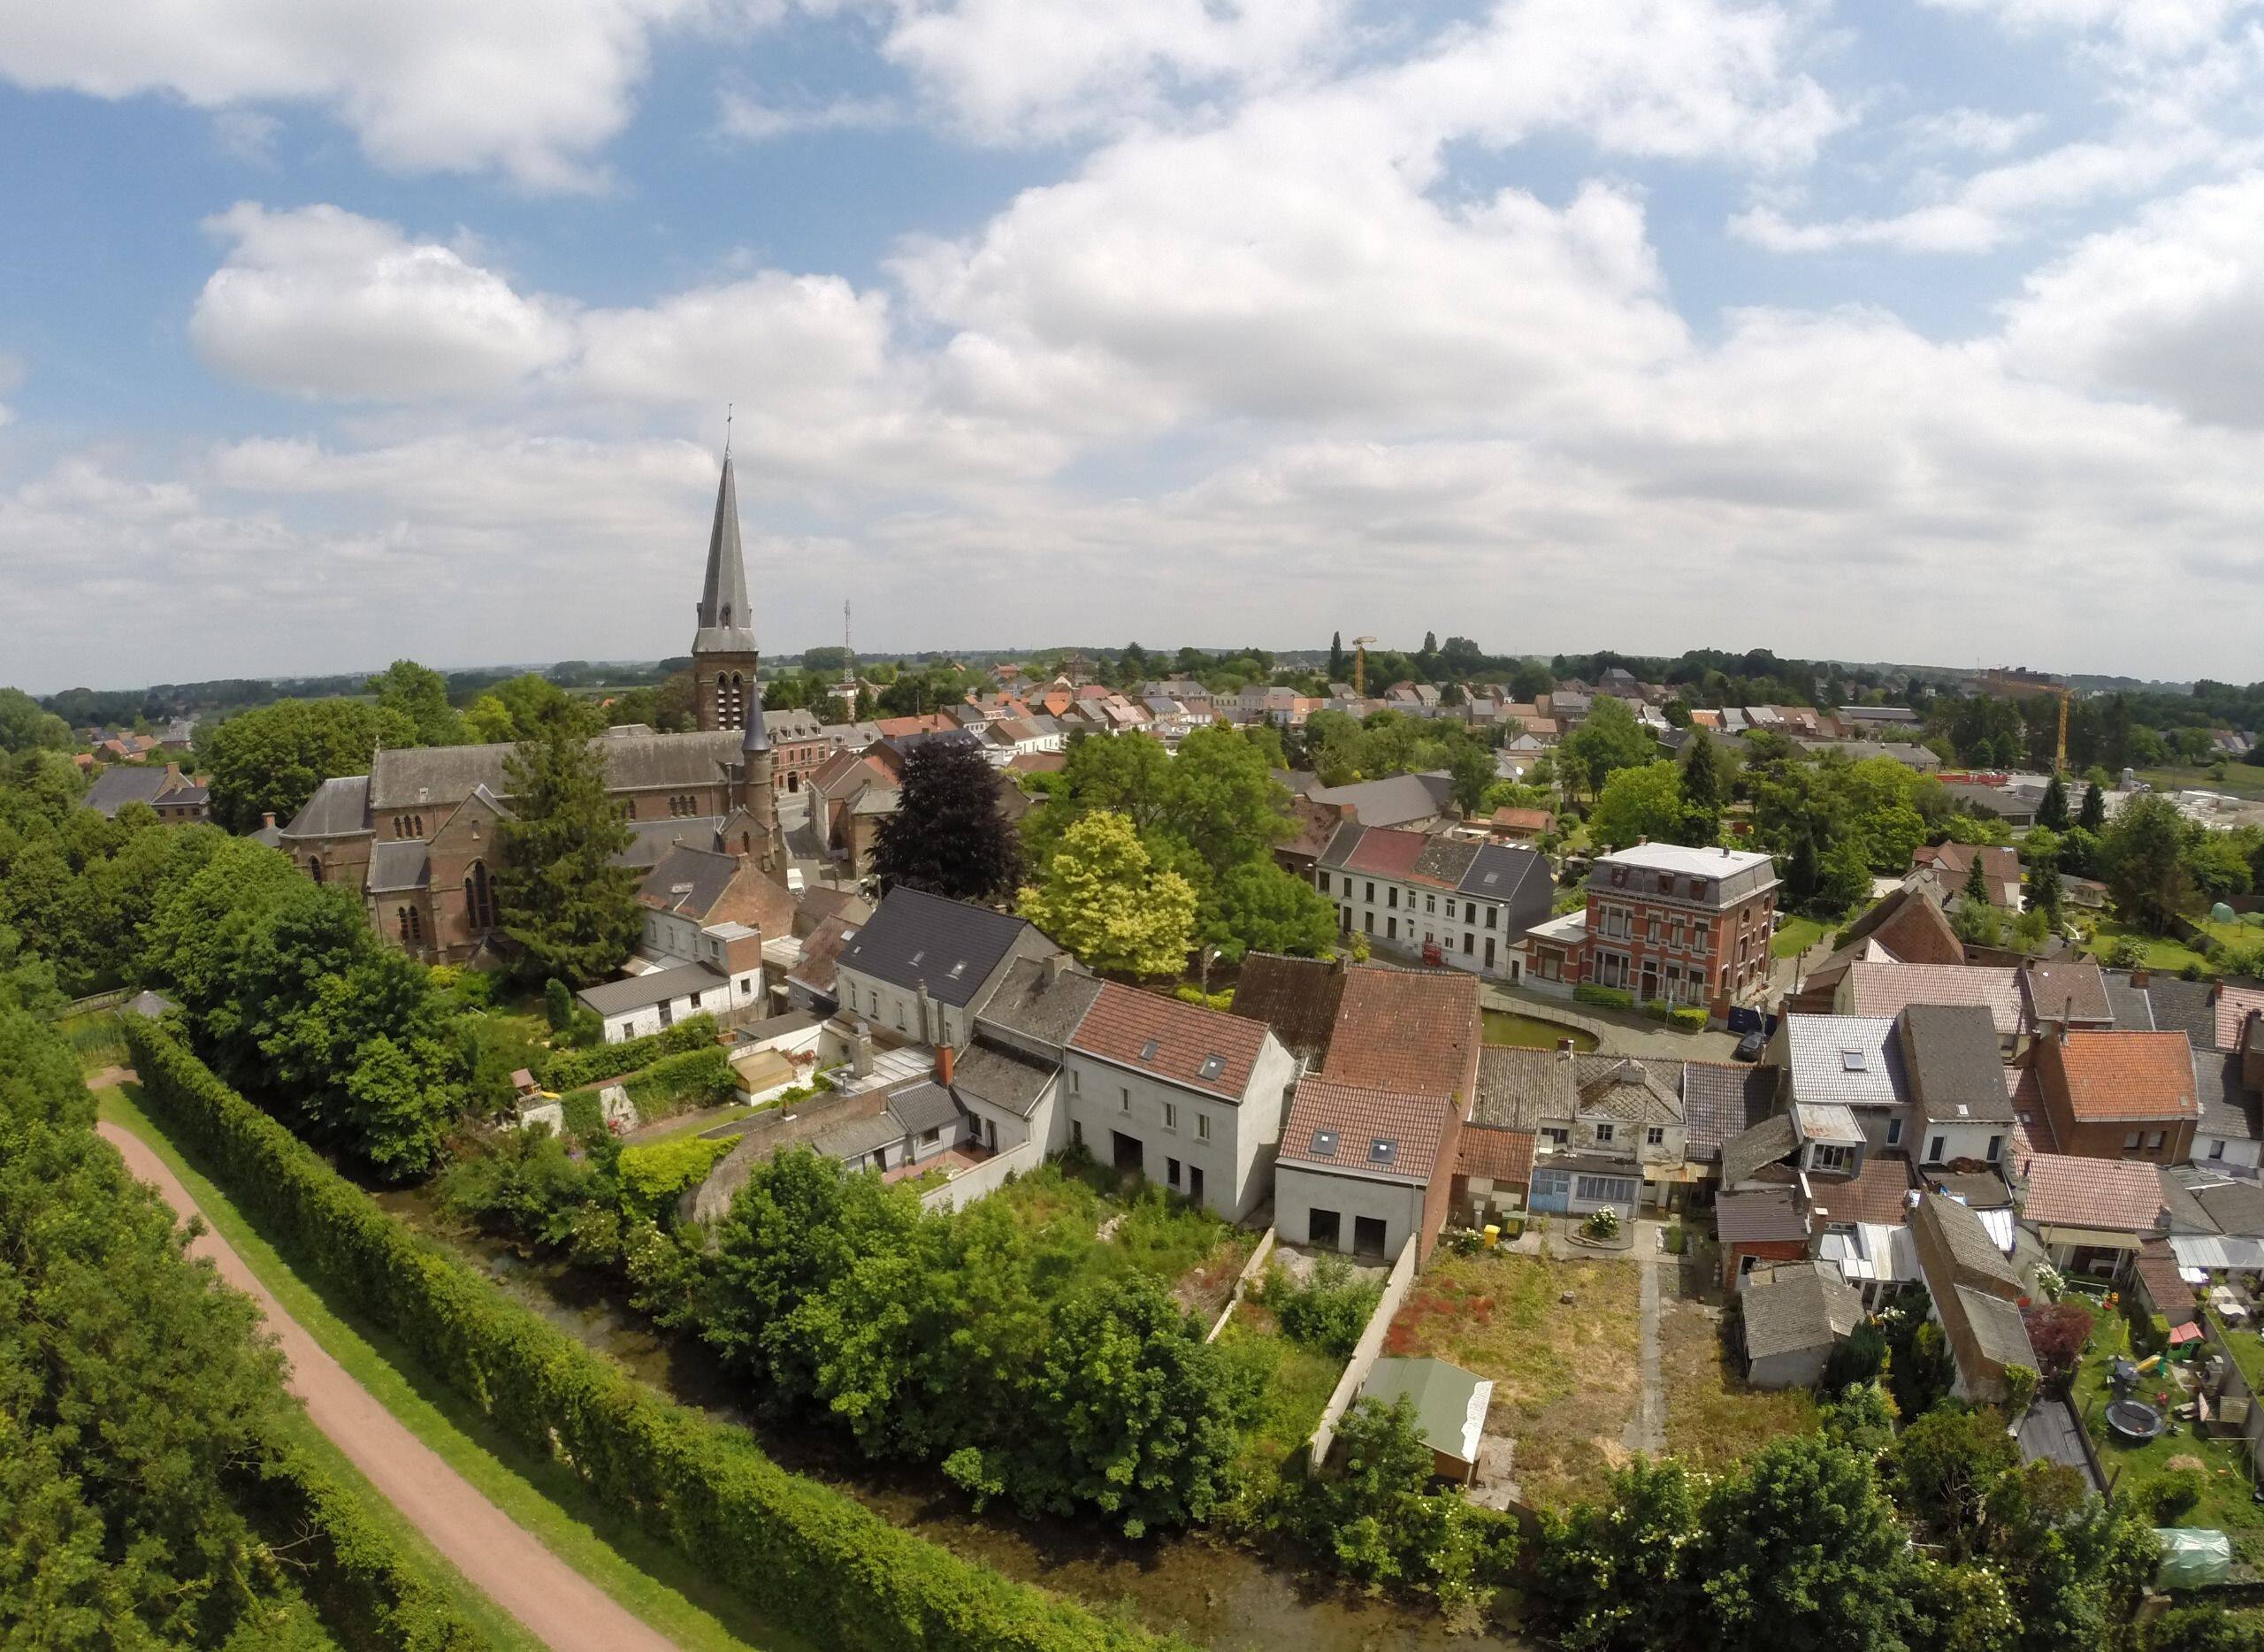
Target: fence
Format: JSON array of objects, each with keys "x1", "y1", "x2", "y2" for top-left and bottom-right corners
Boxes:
[
  {"x1": 1306, "y1": 1233, "x2": 1419, "y2": 1466},
  {"x1": 1205, "y1": 1228, "x2": 1278, "y2": 1343}
]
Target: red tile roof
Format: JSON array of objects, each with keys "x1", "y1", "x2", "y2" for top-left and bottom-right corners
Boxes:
[
  {"x1": 1323, "y1": 963, "x2": 1482, "y2": 1101},
  {"x1": 1489, "y1": 807, "x2": 1553, "y2": 833},
  {"x1": 2020, "y1": 1153, "x2": 2165, "y2": 1232},
  {"x1": 1456, "y1": 1126, "x2": 1534, "y2": 1185},
  {"x1": 2215, "y1": 985, "x2": 2264, "y2": 1053},
  {"x1": 2047, "y1": 1030, "x2": 2201, "y2": 1122},
  {"x1": 1068, "y1": 981, "x2": 1271, "y2": 1101},
  {"x1": 1807, "y1": 1152, "x2": 1917, "y2": 1228},
  {"x1": 1338, "y1": 826, "x2": 1430, "y2": 880},
  {"x1": 1278, "y1": 1076, "x2": 1453, "y2": 1183},
  {"x1": 1845, "y1": 963, "x2": 2023, "y2": 1036}
]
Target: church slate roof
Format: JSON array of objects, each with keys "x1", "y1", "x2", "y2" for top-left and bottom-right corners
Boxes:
[
  {"x1": 281, "y1": 774, "x2": 373, "y2": 838},
  {"x1": 366, "y1": 842, "x2": 432, "y2": 894},
  {"x1": 692, "y1": 455, "x2": 757, "y2": 654},
  {"x1": 366, "y1": 733, "x2": 744, "y2": 812}
]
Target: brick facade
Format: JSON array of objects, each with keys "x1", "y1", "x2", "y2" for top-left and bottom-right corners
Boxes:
[{"x1": 1579, "y1": 844, "x2": 1778, "y2": 1013}]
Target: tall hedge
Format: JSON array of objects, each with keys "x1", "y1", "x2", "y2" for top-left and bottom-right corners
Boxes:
[
  {"x1": 123, "y1": 1019, "x2": 1176, "y2": 1652},
  {"x1": 537, "y1": 1014, "x2": 717, "y2": 1090}
]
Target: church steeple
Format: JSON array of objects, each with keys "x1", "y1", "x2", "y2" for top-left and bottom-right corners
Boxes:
[{"x1": 691, "y1": 454, "x2": 761, "y2": 732}]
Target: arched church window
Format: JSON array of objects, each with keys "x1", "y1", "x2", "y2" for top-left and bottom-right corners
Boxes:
[{"x1": 464, "y1": 860, "x2": 496, "y2": 931}]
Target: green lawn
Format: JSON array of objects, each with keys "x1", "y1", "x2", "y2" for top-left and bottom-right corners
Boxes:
[
  {"x1": 1211, "y1": 1305, "x2": 1343, "y2": 1481},
  {"x1": 2080, "y1": 919, "x2": 2218, "y2": 976},
  {"x1": 1659, "y1": 1296, "x2": 1818, "y2": 1472},
  {"x1": 2071, "y1": 1315, "x2": 2262, "y2": 1532},
  {"x1": 1482, "y1": 1008, "x2": 1599, "y2": 1052},
  {"x1": 2139, "y1": 765, "x2": 2264, "y2": 803},
  {"x1": 95, "y1": 1082, "x2": 796, "y2": 1652},
  {"x1": 1771, "y1": 914, "x2": 1833, "y2": 959}
]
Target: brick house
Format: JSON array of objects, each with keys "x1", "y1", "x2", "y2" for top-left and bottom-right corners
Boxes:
[
  {"x1": 1526, "y1": 843, "x2": 1778, "y2": 1012},
  {"x1": 2033, "y1": 1028, "x2": 2201, "y2": 1164}
]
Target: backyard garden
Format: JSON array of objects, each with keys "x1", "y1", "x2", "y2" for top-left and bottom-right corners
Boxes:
[
  {"x1": 2071, "y1": 1312, "x2": 2264, "y2": 1533},
  {"x1": 1659, "y1": 1295, "x2": 1820, "y2": 1472}
]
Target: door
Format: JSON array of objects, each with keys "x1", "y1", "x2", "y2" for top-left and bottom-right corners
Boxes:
[
  {"x1": 1640, "y1": 962, "x2": 1659, "y2": 1002},
  {"x1": 1188, "y1": 1165, "x2": 1205, "y2": 1207},
  {"x1": 1531, "y1": 1168, "x2": 1572, "y2": 1213},
  {"x1": 1352, "y1": 1216, "x2": 1388, "y2": 1259},
  {"x1": 1308, "y1": 1207, "x2": 1342, "y2": 1249},
  {"x1": 1112, "y1": 1130, "x2": 1143, "y2": 1176},
  {"x1": 658, "y1": 1000, "x2": 674, "y2": 1029}
]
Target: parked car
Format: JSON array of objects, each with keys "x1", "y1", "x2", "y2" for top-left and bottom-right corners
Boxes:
[{"x1": 1733, "y1": 1029, "x2": 1767, "y2": 1063}]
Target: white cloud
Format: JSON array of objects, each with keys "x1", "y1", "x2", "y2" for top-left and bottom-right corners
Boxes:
[
  {"x1": 879, "y1": 0, "x2": 1351, "y2": 143},
  {"x1": 0, "y1": 0, "x2": 725, "y2": 188},
  {"x1": 1733, "y1": 133, "x2": 2208, "y2": 252},
  {"x1": 2001, "y1": 172, "x2": 2264, "y2": 425},
  {"x1": 1903, "y1": 106, "x2": 2046, "y2": 156},
  {"x1": 1920, "y1": 0, "x2": 2259, "y2": 56},
  {"x1": 190, "y1": 204, "x2": 577, "y2": 399},
  {"x1": 717, "y1": 90, "x2": 899, "y2": 140}
]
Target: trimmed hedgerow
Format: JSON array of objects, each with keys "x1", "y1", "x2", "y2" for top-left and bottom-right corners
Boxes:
[
  {"x1": 536, "y1": 1015, "x2": 717, "y2": 1091},
  {"x1": 123, "y1": 1019, "x2": 1176, "y2": 1652},
  {"x1": 1572, "y1": 983, "x2": 1633, "y2": 1011}
]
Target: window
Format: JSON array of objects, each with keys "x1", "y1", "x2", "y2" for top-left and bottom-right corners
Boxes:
[
  {"x1": 1342, "y1": 876, "x2": 1352, "y2": 896},
  {"x1": 687, "y1": 992, "x2": 702, "y2": 1010},
  {"x1": 2212, "y1": 1139, "x2": 2228, "y2": 1160},
  {"x1": 1594, "y1": 1122, "x2": 1615, "y2": 1143},
  {"x1": 1463, "y1": 933, "x2": 1474, "y2": 954},
  {"x1": 1885, "y1": 1116, "x2": 1904, "y2": 1147},
  {"x1": 921, "y1": 1128, "x2": 941, "y2": 1148},
  {"x1": 1485, "y1": 906, "x2": 1497, "y2": 929},
  {"x1": 1646, "y1": 917, "x2": 1660, "y2": 943},
  {"x1": 1388, "y1": 888, "x2": 1399, "y2": 908},
  {"x1": 1646, "y1": 1126, "x2": 1664, "y2": 1147},
  {"x1": 1812, "y1": 1143, "x2": 1850, "y2": 1172},
  {"x1": 1928, "y1": 1135, "x2": 1947, "y2": 1163},
  {"x1": 1196, "y1": 1113, "x2": 1210, "y2": 1141},
  {"x1": 1071, "y1": 1069, "x2": 1080, "y2": 1093},
  {"x1": 1365, "y1": 881, "x2": 1374, "y2": 902},
  {"x1": 1985, "y1": 1135, "x2": 2003, "y2": 1163},
  {"x1": 1543, "y1": 1127, "x2": 1570, "y2": 1146},
  {"x1": 463, "y1": 860, "x2": 496, "y2": 930},
  {"x1": 1166, "y1": 1157, "x2": 1182, "y2": 1188},
  {"x1": 1387, "y1": 916, "x2": 1397, "y2": 940},
  {"x1": 2146, "y1": 1129, "x2": 2166, "y2": 1151},
  {"x1": 1164, "y1": 1102, "x2": 1178, "y2": 1131},
  {"x1": 2122, "y1": 1131, "x2": 2141, "y2": 1150},
  {"x1": 1425, "y1": 893, "x2": 1435, "y2": 914},
  {"x1": 1120, "y1": 1087, "x2": 1131, "y2": 1113},
  {"x1": 1363, "y1": 912, "x2": 1373, "y2": 934},
  {"x1": 1368, "y1": 1138, "x2": 1397, "y2": 1166}
]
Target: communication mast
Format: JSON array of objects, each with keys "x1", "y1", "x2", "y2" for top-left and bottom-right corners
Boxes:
[{"x1": 838, "y1": 599, "x2": 860, "y2": 717}]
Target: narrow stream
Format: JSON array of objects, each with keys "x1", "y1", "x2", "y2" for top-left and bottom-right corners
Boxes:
[{"x1": 372, "y1": 1185, "x2": 1535, "y2": 1652}]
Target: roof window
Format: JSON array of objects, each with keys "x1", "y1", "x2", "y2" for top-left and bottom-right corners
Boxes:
[
  {"x1": 1139, "y1": 1038, "x2": 1160, "y2": 1061},
  {"x1": 947, "y1": 960, "x2": 967, "y2": 980},
  {"x1": 908, "y1": 949, "x2": 924, "y2": 967},
  {"x1": 1840, "y1": 1049, "x2": 1867, "y2": 1072},
  {"x1": 1369, "y1": 1138, "x2": 1398, "y2": 1166},
  {"x1": 1199, "y1": 1054, "x2": 1226, "y2": 1081},
  {"x1": 1311, "y1": 1128, "x2": 1339, "y2": 1158}
]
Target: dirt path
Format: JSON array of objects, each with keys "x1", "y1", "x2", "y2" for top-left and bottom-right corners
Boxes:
[
  {"x1": 97, "y1": 1120, "x2": 680, "y2": 1652},
  {"x1": 1621, "y1": 1256, "x2": 1666, "y2": 1456}
]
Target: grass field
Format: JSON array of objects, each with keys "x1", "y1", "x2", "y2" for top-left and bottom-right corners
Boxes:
[
  {"x1": 1658, "y1": 1296, "x2": 1817, "y2": 1472},
  {"x1": 2071, "y1": 1314, "x2": 2262, "y2": 1532},
  {"x1": 995, "y1": 1159, "x2": 1257, "y2": 1318},
  {"x1": 1384, "y1": 1251, "x2": 1641, "y2": 1509},
  {"x1": 2080, "y1": 919, "x2": 2217, "y2": 975},
  {"x1": 2139, "y1": 765, "x2": 2264, "y2": 803},
  {"x1": 1212, "y1": 1302, "x2": 1343, "y2": 1480},
  {"x1": 95, "y1": 1082, "x2": 799, "y2": 1652},
  {"x1": 1771, "y1": 914, "x2": 1833, "y2": 959}
]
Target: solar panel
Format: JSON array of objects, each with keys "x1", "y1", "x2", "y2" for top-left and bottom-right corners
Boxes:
[
  {"x1": 1311, "y1": 1128, "x2": 1339, "y2": 1158},
  {"x1": 1369, "y1": 1138, "x2": 1397, "y2": 1166}
]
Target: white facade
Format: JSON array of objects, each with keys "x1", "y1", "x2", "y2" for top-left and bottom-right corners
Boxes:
[
  {"x1": 594, "y1": 967, "x2": 750, "y2": 1044},
  {"x1": 1317, "y1": 868, "x2": 1523, "y2": 979},
  {"x1": 1273, "y1": 1163, "x2": 1426, "y2": 1261},
  {"x1": 834, "y1": 967, "x2": 979, "y2": 1050},
  {"x1": 1059, "y1": 1038, "x2": 1296, "y2": 1221},
  {"x1": 2193, "y1": 1132, "x2": 2264, "y2": 1174}
]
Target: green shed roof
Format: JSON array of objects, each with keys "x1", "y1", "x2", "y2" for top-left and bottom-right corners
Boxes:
[{"x1": 1359, "y1": 1356, "x2": 1492, "y2": 1465}]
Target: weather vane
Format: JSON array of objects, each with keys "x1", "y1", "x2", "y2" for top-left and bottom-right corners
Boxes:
[{"x1": 723, "y1": 402, "x2": 732, "y2": 459}]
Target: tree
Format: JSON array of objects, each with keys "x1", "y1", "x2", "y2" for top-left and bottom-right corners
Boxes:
[
  {"x1": 1680, "y1": 729, "x2": 1730, "y2": 836},
  {"x1": 1562, "y1": 698, "x2": 1657, "y2": 800},
  {"x1": 2105, "y1": 794, "x2": 2192, "y2": 934},
  {"x1": 1697, "y1": 1436, "x2": 1920, "y2": 1652},
  {"x1": 1816, "y1": 834, "x2": 1874, "y2": 918},
  {"x1": 1327, "y1": 631, "x2": 1346, "y2": 685},
  {"x1": 199, "y1": 697, "x2": 413, "y2": 831},
  {"x1": 494, "y1": 718, "x2": 639, "y2": 987},
  {"x1": 2025, "y1": 837, "x2": 2063, "y2": 925},
  {"x1": 1018, "y1": 813, "x2": 1195, "y2": 977},
  {"x1": 2145, "y1": 1606, "x2": 2264, "y2": 1652},
  {"x1": 2018, "y1": 1300, "x2": 2093, "y2": 1383},
  {"x1": 1531, "y1": 1457, "x2": 1702, "y2": 1650},
  {"x1": 1285, "y1": 1396, "x2": 1497, "y2": 1603},
  {"x1": 2188, "y1": 833, "x2": 2254, "y2": 902},
  {"x1": 870, "y1": 740, "x2": 1022, "y2": 901},
  {"x1": 461, "y1": 673, "x2": 602, "y2": 745},
  {"x1": 2037, "y1": 773, "x2": 2069, "y2": 831},
  {"x1": 1963, "y1": 853, "x2": 1992, "y2": 906},
  {"x1": 1888, "y1": 1406, "x2": 2020, "y2": 1560},
  {"x1": 1588, "y1": 761, "x2": 1694, "y2": 850},
  {"x1": 1447, "y1": 740, "x2": 1494, "y2": 814},
  {"x1": 1211, "y1": 860, "x2": 1337, "y2": 961},
  {"x1": 366, "y1": 658, "x2": 463, "y2": 746},
  {"x1": 2078, "y1": 783, "x2": 2106, "y2": 831},
  {"x1": 0, "y1": 686, "x2": 71, "y2": 753}
]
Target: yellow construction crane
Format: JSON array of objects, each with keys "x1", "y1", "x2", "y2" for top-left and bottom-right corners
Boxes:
[
  {"x1": 1352, "y1": 635, "x2": 1376, "y2": 696},
  {"x1": 2049, "y1": 684, "x2": 2070, "y2": 773}
]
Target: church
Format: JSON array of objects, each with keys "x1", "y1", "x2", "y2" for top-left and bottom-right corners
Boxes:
[{"x1": 279, "y1": 457, "x2": 799, "y2": 967}]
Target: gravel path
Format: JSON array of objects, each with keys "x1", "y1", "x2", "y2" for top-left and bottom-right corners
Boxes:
[
  {"x1": 97, "y1": 1119, "x2": 679, "y2": 1652},
  {"x1": 1622, "y1": 1254, "x2": 1667, "y2": 1456}
]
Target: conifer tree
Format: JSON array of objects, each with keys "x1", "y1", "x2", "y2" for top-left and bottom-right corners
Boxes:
[
  {"x1": 494, "y1": 721, "x2": 639, "y2": 987},
  {"x1": 2078, "y1": 782, "x2": 2107, "y2": 831},
  {"x1": 2038, "y1": 772, "x2": 2069, "y2": 831}
]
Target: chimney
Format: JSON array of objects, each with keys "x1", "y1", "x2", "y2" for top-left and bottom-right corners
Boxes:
[
  {"x1": 1636, "y1": 834, "x2": 1648, "y2": 845},
  {"x1": 1045, "y1": 952, "x2": 1071, "y2": 984},
  {"x1": 852, "y1": 1021, "x2": 874, "y2": 1079},
  {"x1": 937, "y1": 1044, "x2": 956, "y2": 1087},
  {"x1": 163, "y1": 761, "x2": 181, "y2": 783},
  {"x1": 262, "y1": 812, "x2": 276, "y2": 829},
  {"x1": 2131, "y1": 967, "x2": 2152, "y2": 989},
  {"x1": 1557, "y1": 1039, "x2": 1576, "y2": 1060}
]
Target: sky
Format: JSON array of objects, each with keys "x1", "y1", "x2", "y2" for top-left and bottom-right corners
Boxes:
[{"x1": 4, "y1": 0, "x2": 2263, "y2": 694}]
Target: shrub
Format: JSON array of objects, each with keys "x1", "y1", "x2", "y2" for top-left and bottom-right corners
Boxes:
[
  {"x1": 543, "y1": 977, "x2": 573, "y2": 1032},
  {"x1": 1666, "y1": 1006, "x2": 1709, "y2": 1031},
  {"x1": 122, "y1": 1019, "x2": 1171, "y2": 1652},
  {"x1": 1581, "y1": 1206, "x2": 1622, "y2": 1241},
  {"x1": 1170, "y1": 984, "x2": 1235, "y2": 1012},
  {"x1": 1574, "y1": 983, "x2": 1634, "y2": 1011},
  {"x1": 1660, "y1": 1221, "x2": 1687, "y2": 1256},
  {"x1": 619, "y1": 1045, "x2": 737, "y2": 1121},
  {"x1": 1258, "y1": 1257, "x2": 1381, "y2": 1359},
  {"x1": 2149, "y1": 1465, "x2": 2207, "y2": 1524},
  {"x1": 616, "y1": 1135, "x2": 732, "y2": 1220}
]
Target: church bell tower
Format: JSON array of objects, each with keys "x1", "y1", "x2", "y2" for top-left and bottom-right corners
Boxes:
[{"x1": 691, "y1": 455, "x2": 761, "y2": 733}]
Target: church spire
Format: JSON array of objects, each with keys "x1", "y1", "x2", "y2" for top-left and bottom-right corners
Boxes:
[{"x1": 692, "y1": 455, "x2": 757, "y2": 655}]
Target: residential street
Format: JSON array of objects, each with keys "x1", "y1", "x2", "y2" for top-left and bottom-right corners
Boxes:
[{"x1": 96, "y1": 1119, "x2": 678, "y2": 1652}]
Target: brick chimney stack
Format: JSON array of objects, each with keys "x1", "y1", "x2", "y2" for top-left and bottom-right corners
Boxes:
[{"x1": 937, "y1": 1044, "x2": 956, "y2": 1087}]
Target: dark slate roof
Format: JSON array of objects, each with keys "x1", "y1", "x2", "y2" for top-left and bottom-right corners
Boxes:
[
  {"x1": 619, "y1": 815, "x2": 723, "y2": 870},
  {"x1": 2022, "y1": 960, "x2": 2115, "y2": 1026},
  {"x1": 83, "y1": 765, "x2": 176, "y2": 817},
  {"x1": 949, "y1": 1039, "x2": 1059, "y2": 1120},
  {"x1": 1742, "y1": 1264, "x2": 1863, "y2": 1361},
  {"x1": 815, "y1": 1111, "x2": 906, "y2": 1161},
  {"x1": 639, "y1": 845, "x2": 741, "y2": 918},
  {"x1": 366, "y1": 732, "x2": 744, "y2": 813},
  {"x1": 692, "y1": 455, "x2": 757, "y2": 654},
  {"x1": 1955, "y1": 1286, "x2": 2038, "y2": 1373},
  {"x1": 2103, "y1": 973, "x2": 2156, "y2": 1031},
  {"x1": 281, "y1": 774, "x2": 373, "y2": 838},
  {"x1": 1721, "y1": 1113, "x2": 1799, "y2": 1187},
  {"x1": 366, "y1": 841, "x2": 432, "y2": 894},
  {"x1": 836, "y1": 887, "x2": 1043, "y2": 1008},
  {"x1": 2194, "y1": 1051, "x2": 2261, "y2": 1143},
  {"x1": 2137, "y1": 974, "x2": 2225, "y2": 1050},
  {"x1": 1302, "y1": 771, "x2": 1454, "y2": 828},
  {"x1": 1927, "y1": 1170, "x2": 2013, "y2": 1210},
  {"x1": 1473, "y1": 1046, "x2": 1575, "y2": 1130},
  {"x1": 1900, "y1": 1004, "x2": 2016, "y2": 1123},
  {"x1": 974, "y1": 956, "x2": 1103, "y2": 1051},
  {"x1": 1229, "y1": 952, "x2": 1346, "y2": 1061},
  {"x1": 885, "y1": 1079, "x2": 965, "y2": 1137},
  {"x1": 1682, "y1": 1061, "x2": 1778, "y2": 1162},
  {"x1": 576, "y1": 962, "x2": 728, "y2": 1016},
  {"x1": 1717, "y1": 1186, "x2": 1809, "y2": 1243}
]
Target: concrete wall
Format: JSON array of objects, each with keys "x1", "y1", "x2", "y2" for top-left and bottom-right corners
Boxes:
[
  {"x1": 919, "y1": 1137, "x2": 1042, "y2": 1214},
  {"x1": 1206, "y1": 1228, "x2": 1279, "y2": 1342},
  {"x1": 1310, "y1": 1235, "x2": 1421, "y2": 1465},
  {"x1": 1274, "y1": 1162, "x2": 1427, "y2": 1260},
  {"x1": 2195, "y1": 1136, "x2": 2264, "y2": 1174},
  {"x1": 1747, "y1": 1343, "x2": 1831, "y2": 1391},
  {"x1": 1915, "y1": 1116, "x2": 2011, "y2": 1170}
]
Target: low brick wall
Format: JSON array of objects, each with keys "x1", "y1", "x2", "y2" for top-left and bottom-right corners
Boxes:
[{"x1": 1308, "y1": 1234, "x2": 1420, "y2": 1466}]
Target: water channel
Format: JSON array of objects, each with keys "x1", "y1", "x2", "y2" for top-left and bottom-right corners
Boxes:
[{"x1": 371, "y1": 1185, "x2": 1535, "y2": 1652}]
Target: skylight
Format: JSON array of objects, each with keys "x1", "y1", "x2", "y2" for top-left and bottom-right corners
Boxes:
[
  {"x1": 1840, "y1": 1050, "x2": 1867, "y2": 1072},
  {"x1": 1369, "y1": 1138, "x2": 1398, "y2": 1166},
  {"x1": 1139, "y1": 1037, "x2": 1159, "y2": 1061},
  {"x1": 908, "y1": 949, "x2": 924, "y2": 967},
  {"x1": 947, "y1": 960, "x2": 967, "y2": 979},
  {"x1": 1199, "y1": 1054, "x2": 1226, "y2": 1081},
  {"x1": 1311, "y1": 1128, "x2": 1339, "y2": 1158}
]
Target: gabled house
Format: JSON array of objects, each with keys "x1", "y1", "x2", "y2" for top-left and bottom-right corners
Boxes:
[
  {"x1": 1836, "y1": 962, "x2": 2024, "y2": 1050},
  {"x1": 2014, "y1": 1153, "x2": 2166, "y2": 1279},
  {"x1": 1740, "y1": 1261, "x2": 1866, "y2": 1390},
  {"x1": 1910, "y1": 842, "x2": 2023, "y2": 909},
  {"x1": 2032, "y1": 1029, "x2": 2201, "y2": 1164},
  {"x1": 1468, "y1": 1047, "x2": 1687, "y2": 1214},
  {"x1": 1314, "y1": 822, "x2": 1553, "y2": 978},
  {"x1": 832, "y1": 886, "x2": 1063, "y2": 1050},
  {"x1": 1910, "y1": 1189, "x2": 2035, "y2": 1403},
  {"x1": 1896, "y1": 1005, "x2": 2017, "y2": 1169}
]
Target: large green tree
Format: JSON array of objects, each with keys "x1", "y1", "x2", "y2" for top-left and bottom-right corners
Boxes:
[
  {"x1": 199, "y1": 698, "x2": 412, "y2": 831},
  {"x1": 1562, "y1": 698, "x2": 1658, "y2": 800},
  {"x1": 366, "y1": 658, "x2": 463, "y2": 746},
  {"x1": 1017, "y1": 811, "x2": 1195, "y2": 977},
  {"x1": 461, "y1": 673, "x2": 603, "y2": 745},
  {"x1": 494, "y1": 720, "x2": 639, "y2": 986},
  {"x1": 870, "y1": 739, "x2": 1022, "y2": 901},
  {"x1": 2104, "y1": 793, "x2": 2193, "y2": 933},
  {"x1": 0, "y1": 686, "x2": 71, "y2": 753},
  {"x1": 1588, "y1": 761, "x2": 1697, "y2": 850}
]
